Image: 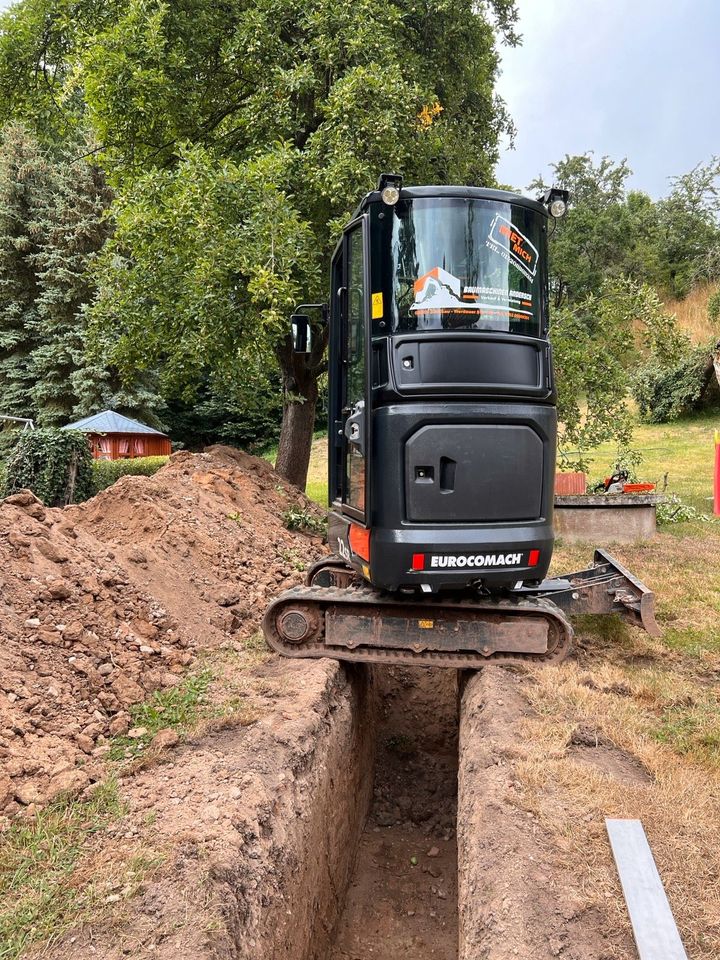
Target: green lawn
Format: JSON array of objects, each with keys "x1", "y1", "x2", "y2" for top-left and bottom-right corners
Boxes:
[{"x1": 583, "y1": 410, "x2": 718, "y2": 514}]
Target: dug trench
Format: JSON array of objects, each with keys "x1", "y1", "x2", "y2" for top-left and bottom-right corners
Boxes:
[
  {"x1": 40, "y1": 661, "x2": 638, "y2": 960},
  {"x1": 0, "y1": 448, "x2": 655, "y2": 957}
]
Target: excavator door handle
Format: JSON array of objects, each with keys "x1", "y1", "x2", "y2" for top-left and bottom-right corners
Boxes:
[{"x1": 344, "y1": 402, "x2": 366, "y2": 456}]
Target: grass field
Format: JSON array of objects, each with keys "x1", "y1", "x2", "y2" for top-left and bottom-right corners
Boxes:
[{"x1": 583, "y1": 410, "x2": 718, "y2": 515}]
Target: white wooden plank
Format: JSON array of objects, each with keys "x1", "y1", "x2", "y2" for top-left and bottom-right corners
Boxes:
[{"x1": 606, "y1": 818, "x2": 689, "y2": 960}]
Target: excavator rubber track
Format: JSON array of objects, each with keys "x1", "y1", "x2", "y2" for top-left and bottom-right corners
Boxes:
[
  {"x1": 262, "y1": 550, "x2": 660, "y2": 669},
  {"x1": 263, "y1": 583, "x2": 574, "y2": 669}
]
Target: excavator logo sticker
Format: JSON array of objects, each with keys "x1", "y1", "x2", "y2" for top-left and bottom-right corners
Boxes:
[
  {"x1": 429, "y1": 553, "x2": 523, "y2": 569},
  {"x1": 410, "y1": 266, "x2": 466, "y2": 314},
  {"x1": 486, "y1": 214, "x2": 539, "y2": 282}
]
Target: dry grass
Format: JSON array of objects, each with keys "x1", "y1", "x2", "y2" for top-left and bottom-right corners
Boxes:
[
  {"x1": 663, "y1": 281, "x2": 719, "y2": 344},
  {"x1": 516, "y1": 665, "x2": 720, "y2": 958},
  {"x1": 511, "y1": 523, "x2": 720, "y2": 958}
]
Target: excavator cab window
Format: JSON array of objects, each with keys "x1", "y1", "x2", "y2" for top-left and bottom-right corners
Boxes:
[
  {"x1": 329, "y1": 216, "x2": 371, "y2": 524},
  {"x1": 370, "y1": 197, "x2": 548, "y2": 338}
]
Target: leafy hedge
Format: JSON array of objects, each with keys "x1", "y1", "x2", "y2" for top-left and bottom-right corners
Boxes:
[
  {"x1": 3, "y1": 429, "x2": 94, "y2": 505},
  {"x1": 632, "y1": 344, "x2": 720, "y2": 422},
  {"x1": 92, "y1": 456, "x2": 169, "y2": 493}
]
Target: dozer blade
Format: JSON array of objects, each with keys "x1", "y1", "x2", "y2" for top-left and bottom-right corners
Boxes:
[
  {"x1": 532, "y1": 549, "x2": 661, "y2": 638},
  {"x1": 262, "y1": 585, "x2": 573, "y2": 669}
]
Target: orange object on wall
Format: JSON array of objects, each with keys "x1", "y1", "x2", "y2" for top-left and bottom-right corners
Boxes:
[
  {"x1": 554, "y1": 472, "x2": 587, "y2": 495},
  {"x1": 622, "y1": 483, "x2": 655, "y2": 493}
]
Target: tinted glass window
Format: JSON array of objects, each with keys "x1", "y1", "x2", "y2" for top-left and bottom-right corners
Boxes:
[
  {"x1": 345, "y1": 225, "x2": 366, "y2": 514},
  {"x1": 389, "y1": 198, "x2": 544, "y2": 335}
]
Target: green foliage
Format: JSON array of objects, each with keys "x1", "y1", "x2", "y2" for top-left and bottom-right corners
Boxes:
[
  {"x1": 3, "y1": 428, "x2": 93, "y2": 505},
  {"x1": 656, "y1": 493, "x2": 714, "y2": 526},
  {"x1": 534, "y1": 152, "x2": 720, "y2": 306},
  {"x1": 708, "y1": 290, "x2": 720, "y2": 324},
  {"x1": 656, "y1": 157, "x2": 720, "y2": 297},
  {"x1": 107, "y1": 670, "x2": 214, "y2": 761},
  {"x1": 92, "y1": 455, "x2": 168, "y2": 494},
  {"x1": 89, "y1": 146, "x2": 317, "y2": 397},
  {"x1": 0, "y1": 122, "x2": 49, "y2": 419},
  {"x1": 632, "y1": 344, "x2": 720, "y2": 423},
  {"x1": 552, "y1": 275, "x2": 700, "y2": 465},
  {"x1": 30, "y1": 133, "x2": 115, "y2": 425},
  {"x1": 0, "y1": 122, "x2": 164, "y2": 427},
  {"x1": 164, "y1": 364, "x2": 284, "y2": 452},
  {"x1": 532, "y1": 154, "x2": 641, "y2": 307},
  {"x1": 0, "y1": 0, "x2": 520, "y2": 484},
  {"x1": 282, "y1": 505, "x2": 326, "y2": 534}
]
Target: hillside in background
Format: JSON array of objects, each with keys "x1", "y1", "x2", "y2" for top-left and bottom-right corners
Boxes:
[{"x1": 664, "y1": 282, "x2": 720, "y2": 344}]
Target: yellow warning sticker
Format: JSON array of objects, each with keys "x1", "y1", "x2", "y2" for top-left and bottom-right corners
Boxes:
[
  {"x1": 371, "y1": 292, "x2": 384, "y2": 319},
  {"x1": 417, "y1": 619, "x2": 434, "y2": 629}
]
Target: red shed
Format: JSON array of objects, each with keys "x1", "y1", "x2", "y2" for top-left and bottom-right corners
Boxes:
[{"x1": 62, "y1": 410, "x2": 171, "y2": 461}]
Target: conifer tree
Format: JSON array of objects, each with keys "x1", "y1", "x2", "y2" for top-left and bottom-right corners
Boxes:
[
  {"x1": 31, "y1": 143, "x2": 114, "y2": 425},
  {"x1": 0, "y1": 122, "x2": 50, "y2": 419}
]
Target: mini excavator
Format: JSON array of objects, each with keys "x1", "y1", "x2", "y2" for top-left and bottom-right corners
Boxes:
[{"x1": 262, "y1": 175, "x2": 660, "y2": 668}]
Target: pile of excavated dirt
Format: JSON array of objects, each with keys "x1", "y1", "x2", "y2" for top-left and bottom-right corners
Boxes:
[{"x1": 0, "y1": 446, "x2": 326, "y2": 820}]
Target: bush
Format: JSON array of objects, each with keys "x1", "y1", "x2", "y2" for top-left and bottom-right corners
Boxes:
[
  {"x1": 92, "y1": 456, "x2": 169, "y2": 493},
  {"x1": 632, "y1": 344, "x2": 720, "y2": 422},
  {"x1": 2, "y1": 429, "x2": 94, "y2": 505},
  {"x1": 708, "y1": 290, "x2": 720, "y2": 325},
  {"x1": 282, "y1": 506, "x2": 326, "y2": 535}
]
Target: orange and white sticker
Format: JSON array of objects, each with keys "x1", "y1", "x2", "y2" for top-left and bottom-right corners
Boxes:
[{"x1": 486, "y1": 214, "x2": 539, "y2": 281}]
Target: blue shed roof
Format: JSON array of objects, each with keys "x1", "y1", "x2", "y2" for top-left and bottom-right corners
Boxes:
[{"x1": 62, "y1": 410, "x2": 168, "y2": 436}]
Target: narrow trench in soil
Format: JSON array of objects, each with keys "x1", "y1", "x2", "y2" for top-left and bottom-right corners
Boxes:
[{"x1": 327, "y1": 666, "x2": 459, "y2": 960}]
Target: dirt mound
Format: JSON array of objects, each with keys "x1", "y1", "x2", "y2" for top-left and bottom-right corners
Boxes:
[{"x1": 0, "y1": 447, "x2": 326, "y2": 820}]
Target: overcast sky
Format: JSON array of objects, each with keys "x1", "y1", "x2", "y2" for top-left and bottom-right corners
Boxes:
[
  {"x1": 496, "y1": 0, "x2": 720, "y2": 198},
  {"x1": 1, "y1": 0, "x2": 717, "y2": 200}
]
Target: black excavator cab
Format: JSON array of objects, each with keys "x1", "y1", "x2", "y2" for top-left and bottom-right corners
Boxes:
[
  {"x1": 264, "y1": 177, "x2": 660, "y2": 668},
  {"x1": 325, "y1": 182, "x2": 557, "y2": 594}
]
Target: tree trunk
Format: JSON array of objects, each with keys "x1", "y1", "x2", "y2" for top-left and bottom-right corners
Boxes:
[
  {"x1": 274, "y1": 326, "x2": 328, "y2": 490},
  {"x1": 275, "y1": 383, "x2": 318, "y2": 490}
]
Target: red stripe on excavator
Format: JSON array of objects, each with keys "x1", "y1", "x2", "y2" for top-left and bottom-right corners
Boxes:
[
  {"x1": 528, "y1": 549, "x2": 540, "y2": 566},
  {"x1": 348, "y1": 524, "x2": 371, "y2": 562},
  {"x1": 411, "y1": 553, "x2": 425, "y2": 571}
]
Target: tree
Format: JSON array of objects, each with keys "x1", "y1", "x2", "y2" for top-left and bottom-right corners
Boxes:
[
  {"x1": 0, "y1": 121, "x2": 165, "y2": 427},
  {"x1": 533, "y1": 152, "x2": 720, "y2": 307},
  {"x1": 30, "y1": 138, "x2": 114, "y2": 425},
  {"x1": 0, "y1": 122, "x2": 50, "y2": 419},
  {"x1": 531, "y1": 153, "x2": 638, "y2": 307},
  {"x1": 40, "y1": 0, "x2": 520, "y2": 487},
  {"x1": 551, "y1": 276, "x2": 689, "y2": 468},
  {"x1": 654, "y1": 157, "x2": 720, "y2": 297}
]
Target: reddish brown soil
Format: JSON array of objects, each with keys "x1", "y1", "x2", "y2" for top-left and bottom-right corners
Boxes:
[
  {"x1": 328, "y1": 667, "x2": 459, "y2": 960},
  {"x1": 0, "y1": 446, "x2": 326, "y2": 820},
  {"x1": 458, "y1": 668, "x2": 636, "y2": 960}
]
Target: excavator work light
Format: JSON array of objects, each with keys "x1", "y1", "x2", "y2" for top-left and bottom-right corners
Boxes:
[
  {"x1": 378, "y1": 172, "x2": 403, "y2": 205},
  {"x1": 538, "y1": 187, "x2": 570, "y2": 219}
]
